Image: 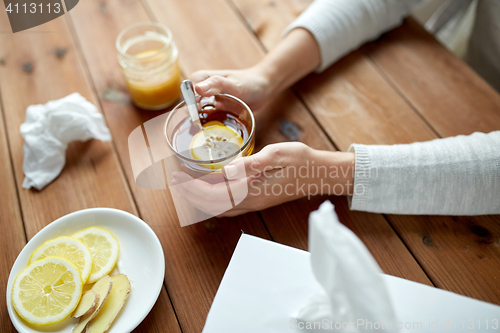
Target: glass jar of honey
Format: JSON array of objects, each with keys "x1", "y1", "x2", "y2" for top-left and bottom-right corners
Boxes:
[{"x1": 116, "y1": 22, "x2": 182, "y2": 110}]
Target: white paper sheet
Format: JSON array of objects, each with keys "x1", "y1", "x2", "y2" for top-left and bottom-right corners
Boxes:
[{"x1": 203, "y1": 235, "x2": 500, "y2": 333}]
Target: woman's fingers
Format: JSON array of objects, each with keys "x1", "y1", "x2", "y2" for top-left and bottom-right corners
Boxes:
[
  {"x1": 172, "y1": 171, "x2": 247, "y2": 198},
  {"x1": 194, "y1": 75, "x2": 242, "y2": 97},
  {"x1": 171, "y1": 171, "x2": 253, "y2": 215},
  {"x1": 171, "y1": 178, "x2": 235, "y2": 216},
  {"x1": 171, "y1": 171, "x2": 227, "y2": 197},
  {"x1": 190, "y1": 69, "x2": 231, "y2": 84},
  {"x1": 223, "y1": 144, "x2": 284, "y2": 180},
  {"x1": 223, "y1": 142, "x2": 311, "y2": 180},
  {"x1": 189, "y1": 70, "x2": 211, "y2": 84},
  {"x1": 216, "y1": 209, "x2": 250, "y2": 218}
]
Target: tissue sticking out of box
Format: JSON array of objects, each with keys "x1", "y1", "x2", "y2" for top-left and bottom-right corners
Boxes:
[
  {"x1": 294, "y1": 201, "x2": 397, "y2": 332},
  {"x1": 20, "y1": 93, "x2": 112, "y2": 190}
]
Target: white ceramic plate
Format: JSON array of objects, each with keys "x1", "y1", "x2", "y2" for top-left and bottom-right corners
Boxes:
[{"x1": 6, "y1": 208, "x2": 165, "y2": 333}]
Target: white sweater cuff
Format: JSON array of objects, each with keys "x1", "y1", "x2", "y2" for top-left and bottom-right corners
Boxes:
[
  {"x1": 347, "y1": 144, "x2": 371, "y2": 211},
  {"x1": 347, "y1": 132, "x2": 500, "y2": 215}
]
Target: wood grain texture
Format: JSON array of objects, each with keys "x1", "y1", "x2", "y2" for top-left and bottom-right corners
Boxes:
[
  {"x1": 260, "y1": 195, "x2": 434, "y2": 284},
  {"x1": 66, "y1": 1, "x2": 272, "y2": 332},
  {"x1": 295, "y1": 52, "x2": 437, "y2": 148},
  {"x1": 256, "y1": 95, "x2": 432, "y2": 284},
  {"x1": 230, "y1": 0, "x2": 437, "y2": 148},
  {"x1": 145, "y1": 0, "x2": 431, "y2": 283},
  {"x1": 0, "y1": 16, "x2": 179, "y2": 332},
  {"x1": 229, "y1": 0, "x2": 312, "y2": 49},
  {"x1": 364, "y1": 18, "x2": 500, "y2": 137},
  {"x1": 0, "y1": 18, "x2": 135, "y2": 237},
  {"x1": 2, "y1": 1, "x2": 497, "y2": 333},
  {"x1": 228, "y1": 0, "x2": 500, "y2": 304},
  {"x1": 0, "y1": 105, "x2": 26, "y2": 332},
  {"x1": 68, "y1": 0, "x2": 431, "y2": 331},
  {"x1": 362, "y1": 18, "x2": 500, "y2": 304},
  {"x1": 387, "y1": 214, "x2": 500, "y2": 304}
]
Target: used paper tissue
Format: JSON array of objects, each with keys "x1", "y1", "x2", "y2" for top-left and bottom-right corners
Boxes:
[
  {"x1": 294, "y1": 201, "x2": 396, "y2": 332},
  {"x1": 21, "y1": 93, "x2": 112, "y2": 190},
  {"x1": 203, "y1": 201, "x2": 500, "y2": 333}
]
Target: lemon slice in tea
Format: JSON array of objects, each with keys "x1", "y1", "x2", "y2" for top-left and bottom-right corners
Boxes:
[
  {"x1": 11, "y1": 256, "x2": 83, "y2": 325},
  {"x1": 189, "y1": 121, "x2": 243, "y2": 166}
]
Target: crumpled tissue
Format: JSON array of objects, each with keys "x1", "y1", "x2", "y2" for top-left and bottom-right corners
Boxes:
[
  {"x1": 294, "y1": 201, "x2": 397, "y2": 332},
  {"x1": 20, "y1": 93, "x2": 112, "y2": 190}
]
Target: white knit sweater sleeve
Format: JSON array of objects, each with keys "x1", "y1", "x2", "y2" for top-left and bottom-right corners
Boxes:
[
  {"x1": 348, "y1": 131, "x2": 500, "y2": 215},
  {"x1": 284, "y1": 0, "x2": 424, "y2": 71}
]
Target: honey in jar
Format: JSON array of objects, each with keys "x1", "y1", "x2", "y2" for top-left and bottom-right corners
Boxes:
[{"x1": 116, "y1": 22, "x2": 182, "y2": 110}]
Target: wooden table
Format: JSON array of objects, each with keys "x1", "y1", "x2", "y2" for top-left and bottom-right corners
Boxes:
[{"x1": 1, "y1": 0, "x2": 499, "y2": 332}]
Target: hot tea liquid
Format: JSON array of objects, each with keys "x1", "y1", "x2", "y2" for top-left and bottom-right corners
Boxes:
[{"x1": 172, "y1": 110, "x2": 251, "y2": 164}]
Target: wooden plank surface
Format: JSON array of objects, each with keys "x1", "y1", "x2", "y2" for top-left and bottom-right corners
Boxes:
[
  {"x1": 362, "y1": 18, "x2": 500, "y2": 304},
  {"x1": 0, "y1": 16, "x2": 180, "y2": 332},
  {"x1": 228, "y1": 0, "x2": 500, "y2": 304},
  {"x1": 68, "y1": 0, "x2": 432, "y2": 331},
  {"x1": 0, "y1": 19, "x2": 135, "y2": 236},
  {"x1": 0, "y1": 106, "x2": 26, "y2": 332},
  {"x1": 65, "y1": 1, "x2": 273, "y2": 332},
  {"x1": 389, "y1": 214, "x2": 500, "y2": 304},
  {"x1": 144, "y1": 0, "x2": 432, "y2": 282},
  {"x1": 2, "y1": 0, "x2": 498, "y2": 332},
  {"x1": 229, "y1": 0, "x2": 437, "y2": 149},
  {"x1": 295, "y1": 51, "x2": 437, "y2": 148},
  {"x1": 365, "y1": 18, "x2": 500, "y2": 137}
]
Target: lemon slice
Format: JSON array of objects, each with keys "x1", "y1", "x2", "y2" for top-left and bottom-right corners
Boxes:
[
  {"x1": 189, "y1": 121, "x2": 243, "y2": 164},
  {"x1": 29, "y1": 236, "x2": 92, "y2": 284},
  {"x1": 11, "y1": 256, "x2": 83, "y2": 326},
  {"x1": 71, "y1": 227, "x2": 119, "y2": 284}
]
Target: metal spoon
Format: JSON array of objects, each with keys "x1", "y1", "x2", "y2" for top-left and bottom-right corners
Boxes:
[{"x1": 180, "y1": 80, "x2": 201, "y2": 126}]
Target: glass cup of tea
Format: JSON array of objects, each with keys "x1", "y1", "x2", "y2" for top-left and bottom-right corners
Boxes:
[
  {"x1": 161, "y1": 94, "x2": 254, "y2": 225},
  {"x1": 164, "y1": 94, "x2": 255, "y2": 176}
]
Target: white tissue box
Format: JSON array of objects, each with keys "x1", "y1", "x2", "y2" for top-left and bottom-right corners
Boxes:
[{"x1": 202, "y1": 234, "x2": 500, "y2": 333}]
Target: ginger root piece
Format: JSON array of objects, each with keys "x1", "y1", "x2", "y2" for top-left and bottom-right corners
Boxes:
[
  {"x1": 86, "y1": 274, "x2": 131, "y2": 333},
  {"x1": 72, "y1": 275, "x2": 113, "y2": 333},
  {"x1": 72, "y1": 290, "x2": 99, "y2": 318}
]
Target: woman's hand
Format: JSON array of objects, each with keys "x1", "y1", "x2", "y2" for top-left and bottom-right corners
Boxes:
[
  {"x1": 190, "y1": 66, "x2": 273, "y2": 111},
  {"x1": 189, "y1": 29, "x2": 321, "y2": 112},
  {"x1": 170, "y1": 142, "x2": 355, "y2": 218}
]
